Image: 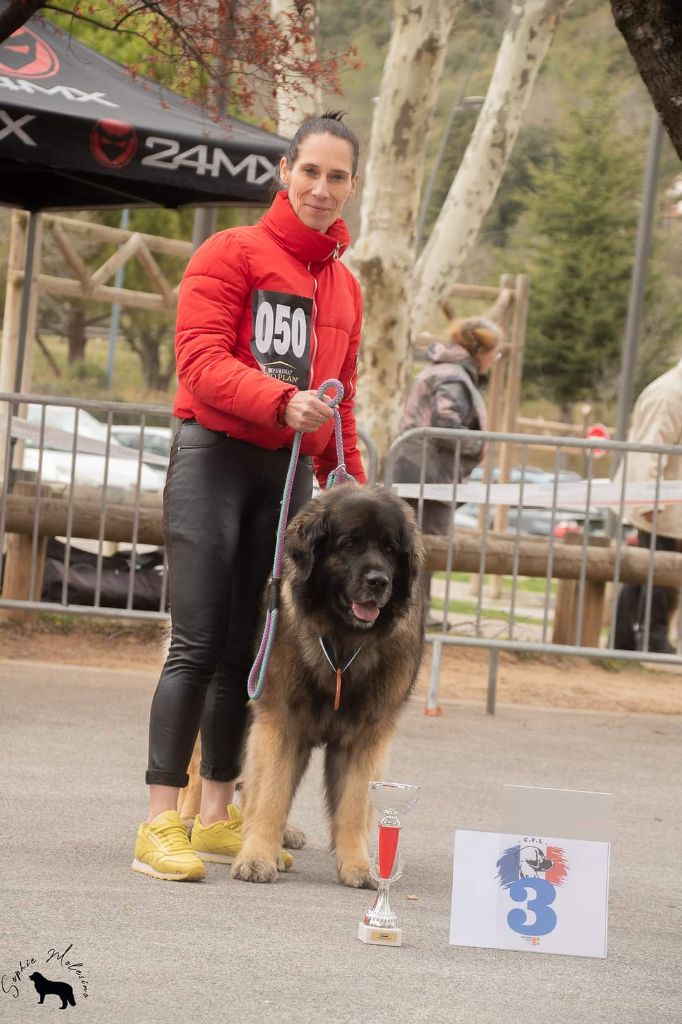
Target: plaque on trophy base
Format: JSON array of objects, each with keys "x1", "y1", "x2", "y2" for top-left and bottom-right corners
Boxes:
[
  {"x1": 358, "y1": 781, "x2": 420, "y2": 948},
  {"x1": 357, "y1": 922, "x2": 402, "y2": 946}
]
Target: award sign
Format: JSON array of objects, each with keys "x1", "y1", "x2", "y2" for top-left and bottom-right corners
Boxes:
[
  {"x1": 358, "y1": 781, "x2": 420, "y2": 947},
  {"x1": 450, "y1": 831, "x2": 610, "y2": 958}
]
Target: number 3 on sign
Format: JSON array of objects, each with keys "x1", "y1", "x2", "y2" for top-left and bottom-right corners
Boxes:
[{"x1": 507, "y1": 879, "x2": 557, "y2": 936}]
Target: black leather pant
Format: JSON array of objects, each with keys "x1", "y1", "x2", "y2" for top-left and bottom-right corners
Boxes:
[{"x1": 146, "y1": 421, "x2": 313, "y2": 788}]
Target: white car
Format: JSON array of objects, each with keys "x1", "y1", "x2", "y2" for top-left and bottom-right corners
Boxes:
[
  {"x1": 17, "y1": 404, "x2": 167, "y2": 492},
  {"x1": 110, "y1": 424, "x2": 172, "y2": 463}
]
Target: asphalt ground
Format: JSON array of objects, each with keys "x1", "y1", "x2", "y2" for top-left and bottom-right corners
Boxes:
[{"x1": 1, "y1": 658, "x2": 680, "y2": 1024}]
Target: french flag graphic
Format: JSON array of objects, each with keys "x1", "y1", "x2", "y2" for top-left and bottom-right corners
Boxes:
[
  {"x1": 496, "y1": 843, "x2": 569, "y2": 888},
  {"x1": 545, "y1": 846, "x2": 569, "y2": 885}
]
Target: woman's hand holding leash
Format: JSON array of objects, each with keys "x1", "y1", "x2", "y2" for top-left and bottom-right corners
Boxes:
[{"x1": 284, "y1": 390, "x2": 334, "y2": 432}]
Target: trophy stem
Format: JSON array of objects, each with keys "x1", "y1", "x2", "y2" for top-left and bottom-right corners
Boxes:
[{"x1": 363, "y1": 879, "x2": 397, "y2": 928}]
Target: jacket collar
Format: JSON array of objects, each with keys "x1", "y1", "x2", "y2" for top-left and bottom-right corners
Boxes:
[
  {"x1": 259, "y1": 190, "x2": 350, "y2": 265},
  {"x1": 426, "y1": 341, "x2": 480, "y2": 385}
]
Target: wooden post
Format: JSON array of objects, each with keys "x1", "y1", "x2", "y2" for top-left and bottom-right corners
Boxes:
[
  {"x1": 0, "y1": 211, "x2": 27, "y2": 397},
  {"x1": 470, "y1": 273, "x2": 516, "y2": 598},
  {"x1": 551, "y1": 533, "x2": 611, "y2": 648},
  {"x1": 490, "y1": 273, "x2": 530, "y2": 598},
  {"x1": 0, "y1": 481, "x2": 52, "y2": 622},
  {"x1": 0, "y1": 211, "x2": 43, "y2": 395},
  {"x1": 552, "y1": 577, "x2": 607, "y2": 648},
  {"x1": 552, "y1": 578, "x2": 576, "y2": 645},
  {"x1": 487, "y1": 274, "x2": 515, "y2": 436},
  {"x1": 0, "y1": 211, "x2": 42, "y2": 483}
]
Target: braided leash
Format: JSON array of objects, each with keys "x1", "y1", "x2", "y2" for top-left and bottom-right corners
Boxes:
[{"x1": 247, "y1": 378, "x2": 354, "y2": 701}]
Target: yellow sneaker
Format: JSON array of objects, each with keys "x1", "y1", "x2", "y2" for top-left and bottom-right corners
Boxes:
[
  {"x1": 191, "y1": 803, "x2": 294, "y2": 870},
  {"x1": 132, "y1": 810, "x2": 206, "y2": 882}
]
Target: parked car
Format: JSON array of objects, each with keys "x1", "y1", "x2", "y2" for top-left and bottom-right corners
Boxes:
[
  {"x1": 19, "y1": 404, "x2": 167, "y2": 492},
  {"x1": 453, "y1": 466, "x2": 607, "y2": 538},
  {"x1": 111, "y1": 424, "x2": 172, "y2": 463},
  {"x1": 453, "y1": 502, "x2": 607, "y2": 538},
  {"x1": 468, "y1": 465, "x2": 583, "y2": 484}
]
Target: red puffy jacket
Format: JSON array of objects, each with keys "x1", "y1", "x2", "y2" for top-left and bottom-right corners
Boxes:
[{"x1": 174, "y1": 190, "x2": 366, "y2": 487}]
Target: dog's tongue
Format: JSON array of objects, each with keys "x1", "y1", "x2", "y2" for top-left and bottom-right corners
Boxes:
[{"x1": 352, "y1": 601, "x2": 380, "y2": 623}]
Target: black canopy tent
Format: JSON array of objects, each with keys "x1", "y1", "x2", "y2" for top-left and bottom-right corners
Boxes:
[
  {"x1": 0, "y1": 5, "x2": 288, "y2": 389},
  {"x1": 0, "y1": 9, "x2": 287, "y2": 209}
]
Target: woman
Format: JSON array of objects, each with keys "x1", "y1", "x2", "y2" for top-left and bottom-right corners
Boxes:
[
  {"x1": 132, "y1": 112, "x2": 365, "y2": 882},
  {"x1": 393, "y1": 316, "x2": 501, "y2": 624}
]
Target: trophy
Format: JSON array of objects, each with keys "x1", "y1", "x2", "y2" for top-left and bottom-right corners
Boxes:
[{"x1": 358, "y1": 781, "x2": 420, "y2": 947}]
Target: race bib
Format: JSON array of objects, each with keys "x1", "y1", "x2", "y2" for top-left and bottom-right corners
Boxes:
[{"x1": 250, "y1": 290, "x2": 312, "y2": 389}]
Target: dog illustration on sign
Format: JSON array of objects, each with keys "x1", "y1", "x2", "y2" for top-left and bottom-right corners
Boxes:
[
  {"x1": 29, "y1": 971, "x2": 76, "y2": 1008},
  {"x1": 496, "y1": 842, "x2": 569, "y2": 888}
]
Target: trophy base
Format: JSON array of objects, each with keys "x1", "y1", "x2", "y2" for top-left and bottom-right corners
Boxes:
[{"x1": 357, "y1": 922, "x2": 403, "y2": 947}]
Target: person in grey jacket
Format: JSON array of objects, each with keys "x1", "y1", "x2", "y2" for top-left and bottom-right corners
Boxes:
[
  {"x1": 393, "y1": 316, "x2": 502, "y2": 624},
  {"x1": 614, "y1": 358, "x2": 682, "y2": 654}
]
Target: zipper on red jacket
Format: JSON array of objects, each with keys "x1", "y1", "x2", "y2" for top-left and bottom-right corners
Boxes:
[
  {"x1": 307, "y1": 243, "x2": 341, "y2": 385},
  {"x1": 308, "y1": 264, "x2": 318, "y2": 386}
]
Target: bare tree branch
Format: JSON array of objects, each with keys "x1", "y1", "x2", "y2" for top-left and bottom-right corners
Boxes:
[{"x1": 0, "y1": 0, "x2": 355, "y2": 117}]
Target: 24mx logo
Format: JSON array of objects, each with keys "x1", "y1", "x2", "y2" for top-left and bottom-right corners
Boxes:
[
  {"x1": 496, "y1": 841, "x2": 569, "y2": 938},
  {"x1": 141, "y1": 136, "x2": 276, "y2": 183}
]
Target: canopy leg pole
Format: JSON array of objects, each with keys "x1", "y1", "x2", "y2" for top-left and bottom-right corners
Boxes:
[
  {"x1": 191, "y1": 208, "x2": 218, "y2": 251},
  {"x1": 107, "y1": 208, "x2": 130, "y2": 388}
]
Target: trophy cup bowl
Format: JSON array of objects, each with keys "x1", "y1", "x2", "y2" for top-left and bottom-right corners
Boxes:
[{"x1": 358, "y1": 781, "x2": 420, "y2": 947}]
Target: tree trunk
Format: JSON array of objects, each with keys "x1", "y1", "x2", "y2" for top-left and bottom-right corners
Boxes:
[
  {"x1": 610, "y1": 0, "x2": 682, "y2": 160},
  {"x1": 352, "y1": 0, "x2": 462, "y2": 462},
  {"x1": 0, "y1": 0, "x2": 44, "y2": 44},
  {"x1": 67, "y1": 304, "x2": 87, "y2": 365},
  {"x1": 124, "y1": 324, "x2": 174, "y2": 391},
  {"x1": 411, "y1": 0, "x2": 572, "y2": 332},
  {"x1": 271, "y1": 0, "x2": 321, "y2": 134},
  {"x1": 140, "y1": 335, "x2": 161, "y2": 391}
]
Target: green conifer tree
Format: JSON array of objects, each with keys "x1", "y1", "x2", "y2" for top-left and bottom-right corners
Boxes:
[{"x1": 523, "y1": 84, "x2": 644, "y2": 418}]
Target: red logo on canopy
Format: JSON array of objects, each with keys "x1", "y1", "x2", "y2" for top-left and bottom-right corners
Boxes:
[
  {"x1": 0, "y1": 27, "x2": 59, "y2": 79},
  {"x1": 90, "y1": 120, "x2": 138, "y2": 169}
]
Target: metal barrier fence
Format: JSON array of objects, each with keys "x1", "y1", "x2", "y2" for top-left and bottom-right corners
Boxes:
[
  {"x1": 2, "y1": 393, "x2": 680, "y2": 715},
  {"x1": 0, "y1": 391, "x2": 378, "y2": 622},
  {"x1": 385, "y1": 427, "x2": 682, "y2": 713}
]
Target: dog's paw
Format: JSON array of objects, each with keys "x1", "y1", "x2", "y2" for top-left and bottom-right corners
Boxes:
[
  {"x1": 231, "y1": 857, "x2": 278, "y2": 884},
  {"x1": 338, "y1": 862, "x2": 377, "y2": 890},
  {"x1": 282, "y1": 824, "x2": 307, "y2": 850}
]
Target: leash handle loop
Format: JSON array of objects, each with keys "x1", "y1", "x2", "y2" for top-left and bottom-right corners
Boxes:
[{"x1": 316, "y1": 378, "x2": 355, "y2": 488}]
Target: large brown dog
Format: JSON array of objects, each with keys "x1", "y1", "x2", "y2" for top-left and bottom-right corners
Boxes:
[{"x1": 230, "y1": 482, "x2": 425, "y2": 887}]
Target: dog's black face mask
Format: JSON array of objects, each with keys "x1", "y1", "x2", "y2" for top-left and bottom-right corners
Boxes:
[{"x1": 285, "y1": 485, "x2": 421, "y2": 637}]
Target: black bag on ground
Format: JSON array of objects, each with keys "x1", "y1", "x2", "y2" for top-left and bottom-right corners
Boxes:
[{"x1": 41, "y1": 539, "x2": 167, "y2": 611}]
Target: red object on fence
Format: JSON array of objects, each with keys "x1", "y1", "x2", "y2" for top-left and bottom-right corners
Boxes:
[
  {"x1": 585, "y1": 423, "x2": 610, "y2": 459},
  {"x1": 378, "y1": 824, "x2": 400, "y2": 879}
]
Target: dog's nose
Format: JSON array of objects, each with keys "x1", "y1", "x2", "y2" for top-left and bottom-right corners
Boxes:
[{"x1": 365, "y1": 570, "x2": 389, "y2": 592}]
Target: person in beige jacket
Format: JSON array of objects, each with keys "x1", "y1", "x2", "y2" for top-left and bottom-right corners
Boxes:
[{"x1": 614, "y1": 358, "x2": 682, "y2": 654}]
